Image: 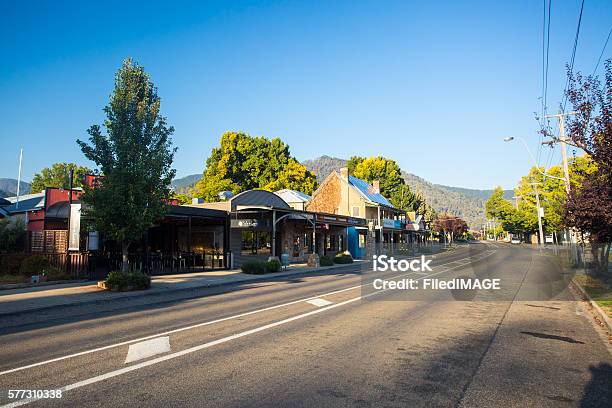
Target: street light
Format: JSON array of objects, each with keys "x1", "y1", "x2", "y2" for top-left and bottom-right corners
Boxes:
[{"x1": 503, "y1": 137, "x2": 566, "y2": 182}]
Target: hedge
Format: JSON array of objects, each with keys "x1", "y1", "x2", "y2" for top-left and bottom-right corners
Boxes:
[
  {"x1": 104, "y1": 270, "x2": 151, "y2": 291},
  {"x1": 333, "y1": 253, "x2": 354, "y2": 264}
]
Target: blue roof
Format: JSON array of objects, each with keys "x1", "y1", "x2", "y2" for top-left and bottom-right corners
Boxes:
[
  {"x1": 348, "y1": 175, "x2": 394, "y2": 207},
  {"x1": 2, "y1": 192, "x2": 45, "y2": 214}
]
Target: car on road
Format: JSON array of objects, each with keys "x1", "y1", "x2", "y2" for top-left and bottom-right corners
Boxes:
[{"x1": 511, "y1": 238, "x2": 521, "y2": 244}]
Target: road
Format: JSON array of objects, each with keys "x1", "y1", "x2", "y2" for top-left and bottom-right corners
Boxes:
[{"x1": 0, "y1": 242, "x2": 611, "y2": 407}]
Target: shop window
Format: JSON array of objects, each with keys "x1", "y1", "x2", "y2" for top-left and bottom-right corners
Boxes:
[
  {"x1": 359, "y1": 233, "x2": 366, "y2": 248},
  {"x1": 304, "y1": 234, "x2": 312, "y2": 253},
  {"x1": 339, "y1": 234, "x2": 344, "y2": 251},
  {"x1": 241, "y1": 231, "x2": 271, "y2": 255},
  {"x1": 326, "y1": 234, "x2": 337, "y2": 251}
]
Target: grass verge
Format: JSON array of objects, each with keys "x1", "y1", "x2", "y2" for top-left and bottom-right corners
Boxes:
[{"x1": 574, "y1": 274, "x2": 612, "y2": 318}]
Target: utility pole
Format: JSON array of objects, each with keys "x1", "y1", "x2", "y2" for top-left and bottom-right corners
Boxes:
[
  {"x1": 544, "y1": 112, "x2": 576, "y2": 194},
  {"x1": 531, "y1": 182, "x2": 544, "y2": 246},
  {"x1": 16, "y1": 148, "x2": 23, "y2": 209}
]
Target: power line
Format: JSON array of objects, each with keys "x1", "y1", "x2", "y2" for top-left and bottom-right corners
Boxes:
[
  {"x1": 561, "y1": 0, "x2": 585, "y2": 112},
  {"x1": 593, "y1": 26, "x2": 612, "y2": 75},
  {"x1": 538, "y1": 0, "x2": 553, "y2": 166}
]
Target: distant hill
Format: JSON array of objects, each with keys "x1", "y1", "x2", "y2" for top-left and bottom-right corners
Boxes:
[
  {"x1": 303, "y1": 156, "x2": 507, "y2": 229},
  {"x1": 0, "y1": 178, "x2": 31, "y2": 198},
  {"x1": 171, "y1": 174, "x2": 201, "y2": 193},
  {"x1": 435, "y1": 185, "x2": 513, "y2": 201}
]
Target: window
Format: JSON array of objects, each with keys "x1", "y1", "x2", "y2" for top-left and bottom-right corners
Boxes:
[
  {"x1": 352, "y1": 206, "x2": 360, "y2": 217},
  {"x1": 304, "y1": 234, "x2": 312, "y2": 253},
  {"x1": 339, "y1": 234, "x2": 344, "y2": 251},
  {"x1": 326, "y1": 234, "x2": 337, "y2": 251},
  {"x1": 359, "y1": 233, "x2": 366, "y2": 248},
  {"x1": 241, "y1": 231, "x2": 271, "y2": 255}
]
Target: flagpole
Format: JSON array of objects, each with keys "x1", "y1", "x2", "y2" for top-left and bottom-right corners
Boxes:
[{"x1": 16, "y1": 148, "x2": 23, "y2": 209}]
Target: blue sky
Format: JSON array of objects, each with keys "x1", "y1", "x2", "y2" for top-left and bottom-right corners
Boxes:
[{"x1": 1, "y1": 0, "x2": 610, "y2": 190}]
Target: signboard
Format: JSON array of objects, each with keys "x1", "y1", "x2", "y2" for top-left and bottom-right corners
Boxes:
[
  {"x1": 231, "y1": 218, "x2": 267, "y2": 228},
  {"x1": 87, "y1": 231, "x2": 99, "y2": 251},
  {"x1": 68, "y1": 203, "x2": 81, "y2": 251},
  {"x1": 382, "y1": 219, "x2": 396, "y2": 229}
]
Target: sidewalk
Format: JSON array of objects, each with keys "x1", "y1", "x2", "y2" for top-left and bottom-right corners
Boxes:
[{"x1": 0, "y1": 261, "x2": 366, "y2": 317}]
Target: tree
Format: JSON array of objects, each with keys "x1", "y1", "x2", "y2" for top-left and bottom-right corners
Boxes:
[
  {"x1": 352, "y1": 156, "x2": 404, "y2": 198},
  {"x1": 346, "y1": 156, "x2": 365, "y2": 175},
  {"x1": 77, "y1": 58, "x2": 176, "y2": 271},
  {"x1": 485, "y1": 187, "x2": 514, "y2": 222},
  {"x1": 194, "y1": 132, "x2": 317, "y2": 201},
  {"x1": 564, "y1": 60, "x2": 612, "y2": 275},
  {"x1": 30, "y1": 163, "x2": 92, "y2": 193},
  {"x1": 389, "y1": 184, "x2": 423, "y2": 212},
  {"x1": 433, "y1": 214, "x2": 468, "y2": 244}
]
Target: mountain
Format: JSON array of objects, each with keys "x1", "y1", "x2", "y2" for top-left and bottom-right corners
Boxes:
[
  {"x1": 302, "y1": 156, "x2": 505, "y2": 229},
  {"x1": 0, "y1": 178, "x2": 31, "y2": 198},
  {"x1": 171, "y1": 174, "x2": 201, "y2": 193},
  {"x1": 435, "y1": 185, "x2": 513, "y2": 201}
]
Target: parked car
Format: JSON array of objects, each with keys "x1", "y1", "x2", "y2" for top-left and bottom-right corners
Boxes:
[{"x1": 511, "y1": 238, "x2": 521, "y2": 244}]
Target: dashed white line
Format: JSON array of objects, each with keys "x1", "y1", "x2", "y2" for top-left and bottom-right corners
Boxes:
[
  {"x1": 306, "y1": 298, "x2": 333, "y2": 307},
  {"x1": 124, "y1": 337, "x2": 170, "y2": 364}
]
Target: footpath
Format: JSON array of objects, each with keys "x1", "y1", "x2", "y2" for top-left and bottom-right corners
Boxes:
[{"x1": 0, "y1": 261, "x2": 366, "y2": 317}]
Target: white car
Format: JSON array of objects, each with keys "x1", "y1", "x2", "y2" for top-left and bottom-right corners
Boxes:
[{"x1": 511, "y1": 238, "x2": 521, "y2": 244}]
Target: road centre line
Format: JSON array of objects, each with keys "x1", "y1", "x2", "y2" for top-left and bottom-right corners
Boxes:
[
  {"x1": 1, "y1": 248, "x2": 499, "y2": 408},
  {"x1": 0, "y1": 248, "x2": 494, "y2": 377}
]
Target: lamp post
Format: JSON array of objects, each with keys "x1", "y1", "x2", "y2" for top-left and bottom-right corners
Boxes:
[
  {"x1": 503, "y1": 137, "x2": 566, "y2": 183},
  {"x1": 503, "y1": 137, "x2": 551, "y2": 246}
]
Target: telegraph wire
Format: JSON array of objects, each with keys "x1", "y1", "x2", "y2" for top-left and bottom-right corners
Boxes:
[
  {"x1": 561, "y1": 0, "x2": 585, "y2": 113},
  {"x1": 593, "y1": 25, "x2": 612, "y2": 75}
]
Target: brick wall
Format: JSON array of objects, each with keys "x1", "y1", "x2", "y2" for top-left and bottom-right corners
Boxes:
[{"x1": 307, "y1": 174, "x2": 341, "y2": 214}]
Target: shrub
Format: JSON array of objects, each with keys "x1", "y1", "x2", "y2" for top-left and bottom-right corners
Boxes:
[
  {"x1": 333, "y1": 253, "x2": 353, "y2": 264},
  {"x1": 0, "y1": 253, "x2": 30, "y2": 275},
  {"x1": 42, "y1": 266, "x2": 70, "y2": 281},
  {"x1": 104, "y1": 270, "x2": 151, "y2": 291},
  {"x1": 320, "y1": 255, "x2": 334, "y2": 267},
  {"x1": 19, "y1": 255, "x2": 50, "y2": 276},
  {"x1": 241, "y1": 260, "x2": 268, "y2": 275},
  {"x1": 266, "y1": 259, "x2": 281, "y2": 273}
]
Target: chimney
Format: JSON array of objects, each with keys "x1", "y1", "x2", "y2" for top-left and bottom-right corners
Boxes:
[
  {"x1": 340, "y1": 167, "x2": 349, "y2": 180},
  {"x1": 372, "y1": 180, "x2": 380, "y2": 194}
]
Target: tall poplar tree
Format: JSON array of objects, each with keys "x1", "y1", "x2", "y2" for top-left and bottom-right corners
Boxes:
[{"x1": 78, "y1": 58, "x2": 176, "y2": 271}]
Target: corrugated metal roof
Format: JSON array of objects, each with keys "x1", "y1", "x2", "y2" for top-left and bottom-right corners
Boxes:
[
  {"x1": 275, "y1": 189, "x2": 311, "y2": 203},
  {"x1": 347, "y1": 176, "x2": 394, "y2": 207},
  {"x1": 2, "y1": 192, "x2": 45, "y2": 214}
]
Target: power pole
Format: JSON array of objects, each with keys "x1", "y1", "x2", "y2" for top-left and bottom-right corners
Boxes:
[
  {"x1": 531, "y1": 182, "x2": 544, "y2": 245},
  {"x1": 544, "y1": 112, "x2": 576, "y2": 194}
]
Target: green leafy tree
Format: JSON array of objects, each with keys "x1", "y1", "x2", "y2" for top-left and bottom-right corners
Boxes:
[
  {"x1": 346, "y1": 156, "x2": 365, "y2": 175},
  {"x1": 352, "y1": 156, "x2": 404, "y2": 198},
  {"x1": 194, "y1": 132, "x2": 317, "y2": 201},
  {"x1": 390, "y1": 184, "x2": 423, "y2": 212},
  {"x1": 77, "y1": 58, "x2": 176, "y2": 271},
  {"x1": 30, "y1": 163, "x2": 91, "y2": 193}
]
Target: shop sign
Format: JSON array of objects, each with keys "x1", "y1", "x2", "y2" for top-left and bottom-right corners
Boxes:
[
  {"x1": 68, "y1": 203, "x2": 81, "y2": 251},
  {"x1": 231, "y1": 219, "x2": 264, "y2": 228},
  {"x1": 382, "y1": 219, "x2": 396, "y2": 229}
]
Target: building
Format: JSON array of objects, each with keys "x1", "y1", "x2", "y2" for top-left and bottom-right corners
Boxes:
[
  {"x1": 192, "y1": 189, "x2": 366, "y2": 266},
  {"x1": 307, "y1": 167, "x2": 416, "y2": 255},
  {"x1": 274, "y1": 189, "x2": 311, "y2": 210}
]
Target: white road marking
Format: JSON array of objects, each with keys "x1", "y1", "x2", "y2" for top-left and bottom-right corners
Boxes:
[
  {"x1": 306, "y1": 298, "x2": 333, "y2": 307},
  {"x1": 124, "y1": 337, "x2": 170, "y2": 364},
  {"x1": 0, "y1": 248, "x2": 496, "y2": 377},
  {"x1": 1, "y1": 249, "x2": 499, "y2": 408}
]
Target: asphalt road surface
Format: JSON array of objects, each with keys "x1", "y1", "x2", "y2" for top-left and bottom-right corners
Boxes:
[{"x1": 0, "y1": 242, "x2": 611, "y2": 407}]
